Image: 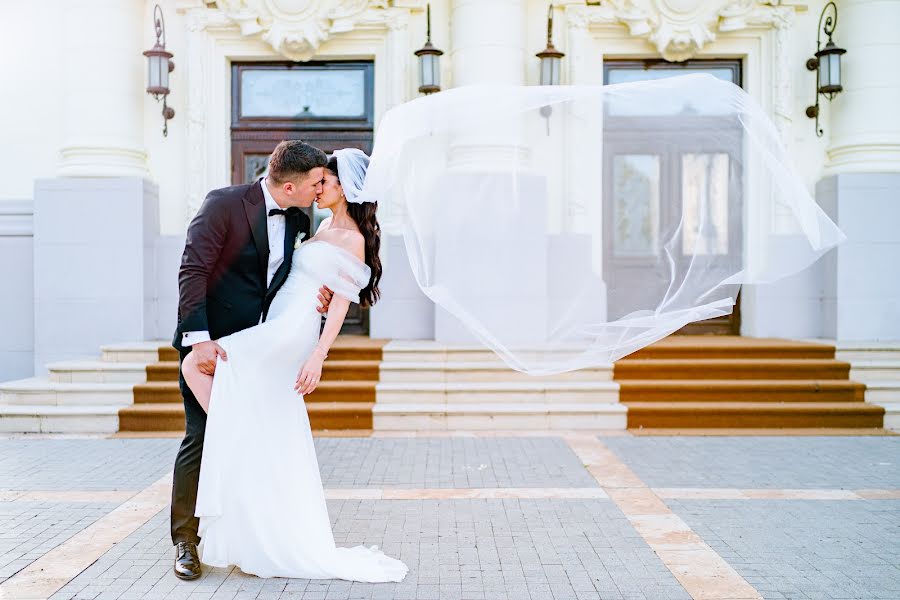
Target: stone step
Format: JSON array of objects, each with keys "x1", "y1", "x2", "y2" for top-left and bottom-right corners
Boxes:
[
  {"x1": 375, "y1": 381, "x2": 620, "y2": 404},
  {"x1": 836, "y1": 341, "x2": 900, "y2": 362},
  {"x1": 0, "y1": 405, "x2": 121, "y2": 433},
  {"x1": 381, "y1": 340, "x2": 588, "y2": 364},
  {"x1": 626, "y1": 336, "x2": 836, "y2": 360},
  {"x1": 862, "y1": 380, "x2": 900, "y2": 410},
  {"x1": 614, "y1": 359, "x2": 850, "y2": 380},
  {"x1": 0, "y1": 378, "x2": 133, "y2": 406},
  {"x1": 849, "y1": 360, "x2": 900, "y2": 381},
  {"x1": 47, "y1": 360, "x2": 148, "y2": 384},
  {"x1": 372, "y1": 402, "x2": 627, "y2": 430},
  {"x1": 132, "y1": 380, "x2": 377, "y2": 404},
  {"x1": 618, "y1": 380, "x2": 865, "y2": 403},
  {"x1": 875, "y1": 402, "x2": 900, "y2": 431},
  {"x1": 157, "y1": 336, "x2": 385, "y2": 363},
  {"x1": 101, "y1": 341, "x2": 168, "y2": 363},
  {"x1": 625, "y1": 401, "x2": 885, "y2": 429},
  {"x1": 117, "y1": 401, "x2": 374, "y2": 432},
  {"x1": 145, "y1": 360, "x2": 381, "y2": 383},
  {"x1": 379, "y1": 361, "x2": 613, "y2": 383}
]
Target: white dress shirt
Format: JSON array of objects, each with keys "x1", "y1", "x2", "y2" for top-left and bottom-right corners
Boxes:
[{"x1": 182, "y1": 178, "x2": 287, "y2": 347}]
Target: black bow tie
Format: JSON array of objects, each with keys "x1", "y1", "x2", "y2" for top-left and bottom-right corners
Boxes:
[{"x1": 268, "y1": 207, "x2": 302, "y2": 218}]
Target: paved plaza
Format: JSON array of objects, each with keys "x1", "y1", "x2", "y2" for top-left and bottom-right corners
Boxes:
[{"x1": 0, "y1": 433, "x2": 897, "y2": 600}]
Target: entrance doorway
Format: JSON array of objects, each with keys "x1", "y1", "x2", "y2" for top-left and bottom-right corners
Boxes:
[
  {"x1": 231, "y1": 61, "x2": 374, "y2": 334},
  {"x1": 602, "y1": 60, "x2": 743, "y2": 335}
]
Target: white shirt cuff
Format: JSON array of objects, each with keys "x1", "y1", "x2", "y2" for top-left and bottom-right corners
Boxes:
[{"x1": 182, "y1": 331, "x2": 211, "y2": 346}]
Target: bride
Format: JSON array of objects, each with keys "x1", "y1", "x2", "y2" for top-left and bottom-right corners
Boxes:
[{"x1": 180, "y1": 148, "x2": 407, "y2": 582}]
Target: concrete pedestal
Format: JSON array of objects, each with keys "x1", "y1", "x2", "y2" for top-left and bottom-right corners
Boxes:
[{"x1": 33, "y1": 178, "x2": 160, "y2": 373}]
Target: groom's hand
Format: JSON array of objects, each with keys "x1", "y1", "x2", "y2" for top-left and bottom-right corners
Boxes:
[
  {"x1": 192, "y1": 340, "x2": 227, "y2": 375},
  {"x1": 316, "y1": 286, "x2": 334, "y2": 315}
]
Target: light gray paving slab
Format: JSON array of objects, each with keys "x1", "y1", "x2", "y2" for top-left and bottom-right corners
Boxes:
[
  {"x1": 315, "y1": 438, "x2": 598, "y2": 489},
  {"x1": 668, "y1": 499, "x2": 900, "y2": 600},
  {"x1": 600, "y1": 436, "x2": 900, "y2": 489},
  {"x1": 0, "y1": 501, "x2": 121, "y2": 584},
  {"x1": 48, "y1": 500, "x2": 689, "y2": 600},
  {"x1": 0, "y1": 439, "x2": 180, "y2": 491}
]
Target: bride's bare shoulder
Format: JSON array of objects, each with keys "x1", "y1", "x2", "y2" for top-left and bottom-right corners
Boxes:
[{"x1": 317, "y1": 226, "x2": 365, "y2": 262}]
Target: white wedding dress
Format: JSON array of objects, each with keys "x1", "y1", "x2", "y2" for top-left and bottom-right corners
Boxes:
[{"x1": 194, "y1": 239, "x2": 408, "y2": 582}]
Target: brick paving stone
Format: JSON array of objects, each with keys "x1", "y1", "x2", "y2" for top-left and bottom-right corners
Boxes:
[
  {"x1": 600, "y1": 436, "x2": 900, "y2": 489},
  {"x1": 0, "y1": 500, "x2": 120, "y2": 583},
  {"x1": 45, "y1": 498, "x2": 689, "y2": 600},
  {"x1": 0, "y1": 439, "x2": 180, "y2": 491},
  {"x1": 667, "y1": 498, "x2": 900, "y2": 600},
  {"x1": 315, "y1": 437, "x2": 598, "y2": 489}
]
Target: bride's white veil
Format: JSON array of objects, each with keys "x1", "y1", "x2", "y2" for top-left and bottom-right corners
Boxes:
[
  {"x1": 361, "y1": 75, "x2": 845, "y2": 374},
  {"x1": 333, "y1": 148, "x2": 375, "y2": 204}
]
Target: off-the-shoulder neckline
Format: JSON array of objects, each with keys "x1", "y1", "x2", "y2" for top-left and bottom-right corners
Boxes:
[{"x1": 301, "y1": 239, "x2": 369, "y2": 271}]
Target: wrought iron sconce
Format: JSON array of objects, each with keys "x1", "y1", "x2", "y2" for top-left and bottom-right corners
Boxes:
[
  {"x1": 536, "y1": 4, "x2": 565, "y2": 129},
  {"x1": 536, "y1": 4, "x2": 564, "y2": 87},
  {"x1": 143, "y1": 4, "x2": 176, "y2": 136},
  {"x1": 415, "y1": 4, "x2": 443, "y2": 95},
  {"x1": 806, "y1": 2, "x2": 846, "y2": 137}
]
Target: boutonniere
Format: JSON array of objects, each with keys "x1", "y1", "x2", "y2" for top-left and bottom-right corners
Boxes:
[{"x1": 294, "y1": 231, "x2": 307, "y2": 249}]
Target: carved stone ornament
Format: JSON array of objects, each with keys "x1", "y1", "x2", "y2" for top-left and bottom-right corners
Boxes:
[
  {"x1": 574, "y1": 0, "x2": 796, "y2": 61},
  {"x1": 216, "y1": 0, "x2": 388, "y2": 61}
]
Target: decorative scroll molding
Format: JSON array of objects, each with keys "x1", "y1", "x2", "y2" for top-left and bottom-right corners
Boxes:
[
  {"x1": 212, "y1": 0, "x2": 392, "y2": 61},
  {"x1": 568, "y1": 1, "x2": 799, "y2": 61}
]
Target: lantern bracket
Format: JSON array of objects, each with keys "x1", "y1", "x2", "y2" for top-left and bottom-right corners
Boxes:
[
  {"x1": 143, "y1": 4, "x2": 176, "y2": 136},
  {"x1": 805, "y1": 1, "x2": 845, "y2": 137}
]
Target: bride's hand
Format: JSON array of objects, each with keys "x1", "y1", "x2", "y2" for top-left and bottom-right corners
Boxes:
[{"x1": 294, "y1": 353, "x2": 324, "y2": 396}]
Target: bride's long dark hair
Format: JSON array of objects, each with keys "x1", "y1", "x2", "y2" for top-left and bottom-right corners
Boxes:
[{"x1": 326, "y1": 155, "x2": 382, "y2": 307}]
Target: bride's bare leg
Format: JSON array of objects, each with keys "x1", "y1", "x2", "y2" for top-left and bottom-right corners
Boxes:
[{"x1": 182, "y1": 351, "x2": 214, "y2": 413}]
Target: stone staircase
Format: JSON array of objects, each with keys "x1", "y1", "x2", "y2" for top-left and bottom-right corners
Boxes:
[
  {"x1": 372, "y1": 341, "x2": 625, "y2": 430},
  {"x1": 615, "y1": 336, "x2": 884, "y2": 429},
  {"x1": 837, "y1": 342, "x2": 900, "y2": 430},
  {"x1": 2, "y1": 335, "x2": 893, "y2": 434},
  {"x1": 118, "y1": 336, "x2": 384, "y2": 432},
  {"x1": 0, "y1": 342, "x2": 159, "y2": 433}
]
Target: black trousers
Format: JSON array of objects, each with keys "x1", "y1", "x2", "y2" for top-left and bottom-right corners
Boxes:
[{"x1": 170, "y1": 348, "x2": 207, "y2": 546}]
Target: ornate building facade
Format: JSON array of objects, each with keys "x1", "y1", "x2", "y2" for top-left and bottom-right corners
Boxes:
[{"x1": 1, "y1": 0, "x2": 898, "y2": 385}]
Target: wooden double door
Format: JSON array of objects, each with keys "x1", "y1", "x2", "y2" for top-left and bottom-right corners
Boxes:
[
  {"x1": 602, "y1": 60, "x2": 744, "y2": 335},
  {"x1": 231, "y1": 61, "x2": 374, "y2": 334}
]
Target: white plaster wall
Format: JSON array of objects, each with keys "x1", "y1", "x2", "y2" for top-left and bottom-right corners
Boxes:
[
  {"x1": 144, "y1": 0, "x2": 190, "y2": 235},
  {"x1": 0, "y1": 3, "x2": 66, "y2": 201}
]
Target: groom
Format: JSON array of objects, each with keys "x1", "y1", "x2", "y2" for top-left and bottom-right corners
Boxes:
[{"x1": 170, "y1": 140, "x2": 334, "y2": 580}]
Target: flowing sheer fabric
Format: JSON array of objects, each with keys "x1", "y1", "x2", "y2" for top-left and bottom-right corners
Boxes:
[{"x1": 362, "y1": 75, "x2": 844, "y2": 374}]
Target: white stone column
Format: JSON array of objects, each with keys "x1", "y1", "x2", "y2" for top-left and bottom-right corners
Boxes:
[
  {"x1": 827, "y1": 0, "x2": 900, "y2": 173},
  {"x1": 816, "y1": 0, "x2": 900, "y2": 341},
  {"x1": 58, "y1": 0, "x2": 148, "y2": 177},
  {"x1": 450, "y1": 0, "x2": 525, "y2": 86}
]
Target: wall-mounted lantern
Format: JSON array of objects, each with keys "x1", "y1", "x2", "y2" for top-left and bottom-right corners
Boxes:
[
  {"x1": 536, "y1": 4, "x2": 564, "y2": 86},
  {"x1": 415, "y1": 4, "x2": 443, "y2": 95},
  {"x1": 805, "y1": 1, "x2": 846, "y2": 137},
  {"x1": 143, "y1": 4, "x2": 176, "y2": 136}
]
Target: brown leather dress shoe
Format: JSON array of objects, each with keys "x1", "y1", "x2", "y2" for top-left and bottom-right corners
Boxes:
[{"x1": 174, "y1": 541, "x2": 202, "y2": 580}]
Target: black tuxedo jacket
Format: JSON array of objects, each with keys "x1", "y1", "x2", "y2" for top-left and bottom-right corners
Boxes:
[{"x1": 172, "y1": 180, "x2": 310, "y2": 353}]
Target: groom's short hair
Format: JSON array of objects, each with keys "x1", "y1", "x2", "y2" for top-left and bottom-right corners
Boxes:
[{"x1": 268, "y1": 140, "x2": 327, "y2": 184}]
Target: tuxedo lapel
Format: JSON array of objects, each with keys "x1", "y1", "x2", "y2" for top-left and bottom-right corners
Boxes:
[{"x1": 242, "y1": 182, "x2": 268, "y2": 289}]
